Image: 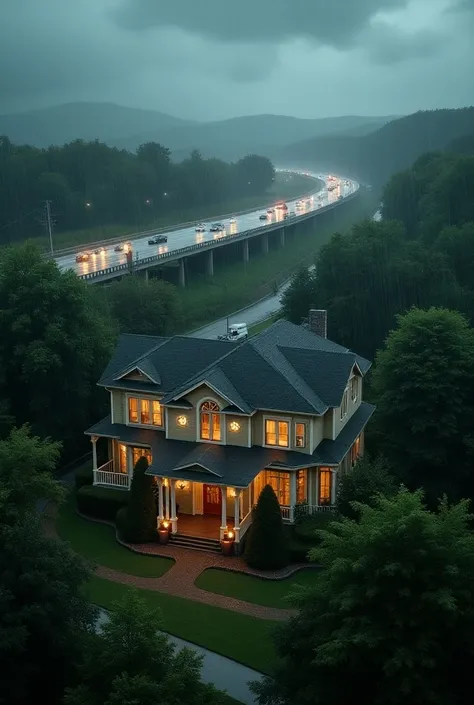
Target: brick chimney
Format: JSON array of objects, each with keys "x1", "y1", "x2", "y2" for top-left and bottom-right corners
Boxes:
[{"x1": 308, "y1": 309, "x2": 327, "y2": 338}]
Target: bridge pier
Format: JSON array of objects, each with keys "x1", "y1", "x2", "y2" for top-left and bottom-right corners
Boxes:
[
  {"x1": 279, "y1": 228, "x2": 285, "y2": 247},
  {"x1": 206, "y1": 250, "x2": 214, "y2": 277},
  {"x1": 242, "y1": 239, "x2": 249, "y2": 263},
  {"x1": 262, "y1": 233, "x2": 269, "y2": 254},
  {"x1": 178, "y1": 258, "x2": 186, "y2": 287}
]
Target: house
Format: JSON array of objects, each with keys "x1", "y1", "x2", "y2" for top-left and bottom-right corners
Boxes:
[{"x1": 85, "y1": 311, "x2": 375, "y2": 548}]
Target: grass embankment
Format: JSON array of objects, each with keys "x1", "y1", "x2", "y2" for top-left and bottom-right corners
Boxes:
[
  {"x1": 249, "y1": 315, "x2": 279, "y2": 336},
  {"x1": 87, "y1": 576, "x2": 277, "y2": 675},
  {"x1": 178, "y1": 189, "x2": 377, "y2": 331},
  {"x1": 57, "y1": 492, "x2": 173, "y2": 578},
  {"x1": 39, "y1": 172, "x2": 319, "y2": 251},
  {"x1": 195, "y1": 567, "x2": 319, "y2": 609}
]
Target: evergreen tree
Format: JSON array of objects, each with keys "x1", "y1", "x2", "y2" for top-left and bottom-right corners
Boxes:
[
  {"x1": 244, "y1": 484, "x2": 288, "y2": 570},
  {"x1": 123, "y1": 457, "x2": 156, "y2": 543}
]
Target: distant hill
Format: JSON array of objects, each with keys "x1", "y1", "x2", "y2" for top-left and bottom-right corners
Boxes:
[
  {"x1": 0, "y1": 102, "x2": 196, "y2": 147},
  {"x1": 277, "y1": 107, "x2": 474, "y2": 188},
  {"x1": 113, "y1": 113, "x2": 397, "y2": 160},
  {"x1": 0, "y1": 102, "x2": 396, "y2": 160},
  {"x1": 446, "y1": 132, "x2": 474, "y2": 156}
]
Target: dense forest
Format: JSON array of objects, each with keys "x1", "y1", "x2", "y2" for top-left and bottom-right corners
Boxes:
[
  {"x1": 0, "y1": 136, "x2": 274, "y2": 243},
  {"x1": 279, "y1": 107, "x2": 474, "y2": 189}
]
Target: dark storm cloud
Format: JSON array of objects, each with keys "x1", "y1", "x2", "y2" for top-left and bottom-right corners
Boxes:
[
  {"x1": 363, "y1": 26, "x2": 442, "y2": 64},
  {"x1": 112, "y1": 0, "x2": 412, "y2": 49}
]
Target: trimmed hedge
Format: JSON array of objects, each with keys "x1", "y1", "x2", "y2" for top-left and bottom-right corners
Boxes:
[
  {"x1": 76, "y1": 485, "x2": 129, "y2": 521},
  {"x1": 293, "y1": 512, "x2": 336, "y2": 544},
  {"x1": 244, "y1": 485, "x2": 288, "y2": 570},
  {"x1": 74, "y1": 464, "x2": 94, "y2": 491},
  {"x1": 115, "y1": 506, "x2": 129, "y2": 541}
]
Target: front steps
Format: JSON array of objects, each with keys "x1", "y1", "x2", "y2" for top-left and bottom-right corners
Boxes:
[{"x1": 169, "y1": 533, "x2": 221, "y2": 554}]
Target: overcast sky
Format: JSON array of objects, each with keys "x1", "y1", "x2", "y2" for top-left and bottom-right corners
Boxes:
[{"x1": 1, "y1": 0, "x2": 472, "y2": 121}]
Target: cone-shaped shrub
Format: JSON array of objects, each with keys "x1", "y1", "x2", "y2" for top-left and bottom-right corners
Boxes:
[
  {"x1": 244, "y1": 484, "x2": 288, "y2": 569},
  {"x1": 122, "y1": 456, "x2": 156, "y2": 543}
]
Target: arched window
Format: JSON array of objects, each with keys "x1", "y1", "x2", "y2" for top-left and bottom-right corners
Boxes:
[{"x1": 200, "y1": 400, "x2": 221, "y2": 442}]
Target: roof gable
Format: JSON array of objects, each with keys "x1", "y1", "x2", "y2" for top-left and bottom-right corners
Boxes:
[
  {"x1": 115, "y1": 359, "x2": 161, "y2": 385},
  {"x1": 280, "y1": 347, "x2": 356, "y2": 407}
]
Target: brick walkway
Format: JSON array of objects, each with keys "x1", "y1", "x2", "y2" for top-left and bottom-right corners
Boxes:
[{"x1": 45, "y1": 505, "x2": 318, "y2": 621}]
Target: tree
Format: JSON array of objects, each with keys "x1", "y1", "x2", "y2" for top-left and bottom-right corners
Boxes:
[
  {"x1": 64, "y1": 591, "x2": 227, "y2": 705},
  {"x1": 280, "y1": 266, "x2": 317, "y2": 324},
  {"x1": 337, "y1": 455, "x2": 397, "y2": 521},
  {"x1": 122, "y1": 456, "x2": 156, "y2": 543},
  {"x1": 252, "y1": 489, "x2": 474, "y2": 705},
  {"x1": 236, "y1": 154, "x2": 275, "y2": 194},
  {"x1": 0, "y1": 516, "x2": 94, "y2": 705},
  {"x1": 371, "y1": 307, "x2": 474, "y2": 504},
  {"x1": 105, "y1": 276, "x2": 182, "y2": 335},
  {"x1": 0, "y1": 424, "x2": 64, "y2": 524},
  {"x1": 0, "y1": 242, "x2": 115, "y2": 453},
  {"x1": 244, "y1": 484, "x2": 288, "y2": 569}
]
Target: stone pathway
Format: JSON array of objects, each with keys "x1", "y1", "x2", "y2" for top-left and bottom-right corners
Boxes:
[{"x1": 45, "y1": 504, "x2": 313, "y2": 621}]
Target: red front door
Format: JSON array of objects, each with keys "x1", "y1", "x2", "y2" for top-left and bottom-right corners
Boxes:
[{"x1": 203, "y1": 484, "x2": 222, "y2": 515}]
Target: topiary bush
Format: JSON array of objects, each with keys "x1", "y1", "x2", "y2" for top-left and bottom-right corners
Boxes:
[
  {"x1": 74, "y1": 463, "x2": 93, "y2": 491},
  {"x1": 120, "y1": 457, "x2": 157, "y2": 543},
  {"x1": 76, "y1": 485, "x2": 129, "y2": 521},
  {"x1": 115, "y1": 506, "x2": 129, "y2": 541},
  {"x1": 244, "y1": 484, "x2": 288, "y2": 570}
]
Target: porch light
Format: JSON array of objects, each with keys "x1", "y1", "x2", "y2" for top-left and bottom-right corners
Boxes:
[
  {"x1": 177, "y1": 481, "x2": 188, "y2": 491},
  {"x1": 163, "y1": 478, "x2": 169, "y2": 487},
  {"x1": 162, "y1": 520, "x2": 170, "y2": 529},
  {"x1": 229, "y1": 488, "x2": 237, "y2": 498},
  {"x1": 227, "y1": 530, "x2": 234, "y2": 539},
  {"x1": 229, "y1": 420, "x2": 240, "y2": 432},
  {"x1": 177, "y1": 415, "x2": 188, "y2": 427}
]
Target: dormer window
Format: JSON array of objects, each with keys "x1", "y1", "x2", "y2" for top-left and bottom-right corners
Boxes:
[
  {"x1": 200, "y1": 400, "x2": 221, "y2": 441},
  {"x1": 340, "y1": 388, "x2": 349, "y2": 420},
  {"x1": 350, "y1": 376, "x2": 358, "y2": 403},
  {"x1": 128, "y1": 396, "x2": 162, "y2": 427}
]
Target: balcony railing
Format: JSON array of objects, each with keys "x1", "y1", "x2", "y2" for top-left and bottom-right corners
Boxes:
[{"x1": 93, "y1": 460, "x2": 131, "y2": 489}]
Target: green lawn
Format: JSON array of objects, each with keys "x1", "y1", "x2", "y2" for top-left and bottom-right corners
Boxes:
[
  {"x1": 37, "y1": 172, "x2": 319, "y2": 251},
  {"x1": 57, "y1": 492, "x2": 173, "y2": 578},
  {"x1": 87, "y1": 575, "x2": 277, "y2": 675},
  {"x1": 195, "y1": 568, "x2": 320, "y2": 608}
]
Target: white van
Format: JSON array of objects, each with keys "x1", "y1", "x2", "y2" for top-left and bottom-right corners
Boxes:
[{"x1": 218, "y1": 322, "x2": 248, "y2": 341}]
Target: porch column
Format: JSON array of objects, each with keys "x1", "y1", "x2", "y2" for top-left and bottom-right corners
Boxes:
[
  {"x1": 170, "y1": 479, "x2": 178, "y2": 533},
  {"x1": 157, "y1": 478, "x2": 164, "y2": 523},
  {"x1": 289, "y1": 472, "x2": 297, "y2": 522},
  {"x1": 165, "y1": 480, "x2": 170, "y2": 520},
  {"x1": 91, "y1": 436, "x2": 98, "y2": 485},
  {"x1": 233, "y1": 489, "x2": 241, "y2": 542},
  {"x1": 220, "y1": 486, "x2": 228, "y2": 540},
  {"x1": 330, "y1": 469, "x2": 337, "y2": 505}
]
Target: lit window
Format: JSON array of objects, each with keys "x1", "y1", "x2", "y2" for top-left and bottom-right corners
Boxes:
[
  {"x1": 295, "y1": 422, "x2": 306, "y2": 448},
  {"x1": 351, "y1": 436, "x2": 361, "y2": 466},
  {"x1": 128, "y1": 397, "x2": 138, "y2": 423},
  {"x1": 265, "y1": 419, "x2": 289, "y2": 447},
  {"x1": 340, "y1": 389, "x2": 349, "y2": 420},
  {"x1": 297, "y1": 470, "x2": 306, "y2": 502},
  {"x1": 266, "y1": 471, "x2": 290, "y2": 505},
  {"x1": 319, "y1": 469, "x2": 331, "y2": 505},
  {"x1": 350, "y1": 376, "x2": 358, "y2": 403},
  {"x1": 200, "y1": 400, "x2": 221, "y2": 441},
  {"x1": 152, "y1": 400, "x2": 162, "y2": 426},
  {"x1": 119, "y1": 444, "x2": 128, "y2": 474},
  {"x1": 140, "y1": 399, "x2": 150, "y2": 425},
  {"x1": 128, "y1": 397, "x2": 162, "y2": 427},
  {"x1": 132, "y1": 446, "x2": 152, "y2": 467}
]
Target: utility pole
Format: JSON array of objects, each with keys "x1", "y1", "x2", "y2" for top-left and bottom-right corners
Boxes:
[{"x1": 45, "y1": 200, "x2": 53, "y2": 255}]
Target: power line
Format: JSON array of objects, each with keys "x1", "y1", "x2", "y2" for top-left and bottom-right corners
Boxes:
[{"x1": 0, "y1": 208, "x2": 42, "y2": 231}]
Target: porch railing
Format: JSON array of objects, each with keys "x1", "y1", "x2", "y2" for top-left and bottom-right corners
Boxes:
[
  {"x1": 239, "y1": 509, "x2": 253, "y2": 539},
  {"x1": 280, "y1": 503, "x2": 336, "y2": 521},
  {"x1": 93, "y1": 460, "x2": 130, "y2": 489}
]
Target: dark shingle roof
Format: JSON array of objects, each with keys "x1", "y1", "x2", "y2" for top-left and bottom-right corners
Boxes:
[
  {"x1": 97, "y1": 319, "x2": 371, "y2": 414},
  {"x1": 85, "y1": 403, "x2": 375, "y2": 486}
]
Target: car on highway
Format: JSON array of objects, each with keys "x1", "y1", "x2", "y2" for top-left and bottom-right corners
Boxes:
[
  {"x1": 195, "y1": 223, "x2": 206, "y2": 232},
  {"x1": 276, "y1": 202, "x2": 288, "y2": 211},
  {"x1": 75, "y1": 252, "x2": 90, "y2": 262},
  {"x1": 114, "y1": 243, "x2": 125, "y2": 252},
  {"x1": 92, "y1": 246, "x2": 106, "y2": 255},
  {"x1": 229, "y1": 217, "x2": 237, "y2": 224},
  {"x1": 259, "y1": 213, "x2": 268, "y2": 220},
  {"x1": 267, "y1": 208, "x2": 275, "y2": 214},
  {"x1": 210, "y1": 223, "x2": 224, "y2": 232},
  {"x1": 148, "y1": 234, "x2": 168, "y2": 245}
]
